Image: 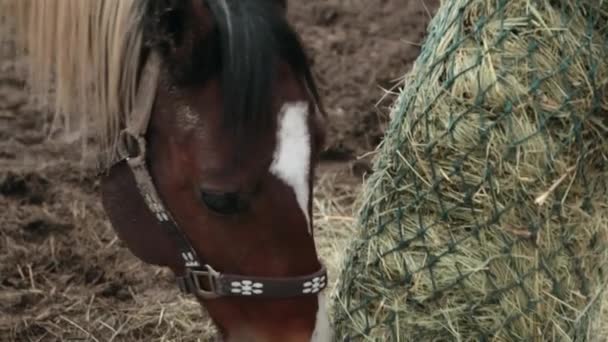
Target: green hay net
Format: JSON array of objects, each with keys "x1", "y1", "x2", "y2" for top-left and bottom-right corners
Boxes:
[{"x1": 331, "y1": 0, "x2": 608, "y2": 340}]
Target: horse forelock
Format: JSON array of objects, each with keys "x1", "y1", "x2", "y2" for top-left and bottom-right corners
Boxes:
[
  {"x1": 145, "y1": 0, "x2": 321, "y2": 143},
  {"x1": 207, "y1": 0, "x2": 321, "y2": 139}
]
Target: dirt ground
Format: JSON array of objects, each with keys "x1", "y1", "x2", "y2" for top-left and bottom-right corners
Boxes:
[{"x1": 0, "y1": 1, "x2": 438, "y2": 341}]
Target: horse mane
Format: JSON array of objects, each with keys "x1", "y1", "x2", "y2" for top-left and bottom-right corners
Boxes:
[{"x1": 0, "y1": 0, "x2": 146, "y2": 168}]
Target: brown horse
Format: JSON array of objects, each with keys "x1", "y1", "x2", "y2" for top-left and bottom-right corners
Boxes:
[{"x1": 2, "y1": 0, "x2": 333, "y2": 340}]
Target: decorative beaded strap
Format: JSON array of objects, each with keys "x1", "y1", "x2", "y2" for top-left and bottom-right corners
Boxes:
[{"x1": 177, "y1": 264, "x2": 328, "y2": 299}]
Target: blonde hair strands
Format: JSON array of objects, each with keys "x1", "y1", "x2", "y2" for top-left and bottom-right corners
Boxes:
[{"x1": 0, "y1": 0, "x2": 146, "y2": 168}]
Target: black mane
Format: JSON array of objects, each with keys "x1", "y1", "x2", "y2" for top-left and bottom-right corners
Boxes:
[{"x1": 143, "y1": 0, "x2": 321, "y2": 136}]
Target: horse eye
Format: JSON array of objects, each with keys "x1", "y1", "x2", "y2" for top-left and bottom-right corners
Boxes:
[{"x1": 200, "y1": 191, "x2": 245, "y2": 215}]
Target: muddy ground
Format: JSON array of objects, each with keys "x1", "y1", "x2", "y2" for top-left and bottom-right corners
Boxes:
[{"x1": 0, "y1": 1, "x2": 438, "y2": 341}]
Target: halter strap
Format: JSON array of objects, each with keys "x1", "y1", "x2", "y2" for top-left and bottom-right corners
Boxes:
[
  {"x1": 113, "y1": 52, "x2": 328, "y2": 300},
  {"x1": 176, "y1": 264, "x2": 328, "y2": 299}
]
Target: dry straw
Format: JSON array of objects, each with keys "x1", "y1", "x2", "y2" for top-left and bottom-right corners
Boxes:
[{"x1": 332, "y1": 0, "x2": 608, "y2": 340}]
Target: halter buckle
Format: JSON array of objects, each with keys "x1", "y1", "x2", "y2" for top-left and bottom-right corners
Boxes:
[
  {"x1": 117, "y1": 130, "x2": 145, "y2": 161},
  {"x1": 182, "y1": 264, "x2": 222, "y2": 299}
]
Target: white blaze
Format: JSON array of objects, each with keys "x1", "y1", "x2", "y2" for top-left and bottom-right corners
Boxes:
[
  {"x1": 270, "y1": 102, "x2": 312, "y2": 231},
  {"x1": 270, "y1": 102, "x2": 332, "y2": 341},
  {"x1": 311, "y1": 294, "x2": 333, "y2": 342}
]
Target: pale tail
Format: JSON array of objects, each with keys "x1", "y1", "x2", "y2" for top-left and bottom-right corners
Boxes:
[{"x1": 0, "y1": 0, "x2": 147, "y2": 168}]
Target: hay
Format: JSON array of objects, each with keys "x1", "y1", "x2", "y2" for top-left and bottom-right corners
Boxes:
[{"x1": 332, "y1": 0, "x2": 608, "y2": 340}]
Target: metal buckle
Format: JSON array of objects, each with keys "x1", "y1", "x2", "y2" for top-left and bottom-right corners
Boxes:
[
  {"x1": 117, "y1": 130, "x2": 145, "y2": 161},
  {"x1": 185, "y1": 264, "x2": 222, "y2": 299}
]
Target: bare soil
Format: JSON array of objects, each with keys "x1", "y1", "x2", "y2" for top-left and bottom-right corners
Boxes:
[{"x1": 0, "y1": 1, "x2": 438, "y2": 341}]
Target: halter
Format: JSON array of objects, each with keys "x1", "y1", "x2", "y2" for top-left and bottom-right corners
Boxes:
[{"x1": 111, "y1": 52, "x2": 328, "y2": 300}]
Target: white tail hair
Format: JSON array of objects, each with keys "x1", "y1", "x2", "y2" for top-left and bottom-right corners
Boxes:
[{"x1": 0, "y1": 0, "x2": 147, "y2": 168}]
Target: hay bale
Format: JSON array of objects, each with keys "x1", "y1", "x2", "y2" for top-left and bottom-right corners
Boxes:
[{"x1": 332, "y1": 0, "x2": 608, "y2": 340}]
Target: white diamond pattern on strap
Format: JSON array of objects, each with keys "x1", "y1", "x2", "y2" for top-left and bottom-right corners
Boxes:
[
  {"x1": 156, "y1": 212, "x2": 169, "y2": 222},
  {"x1": 182, "y1": 252, "x2": 200, "y2": 267},
  {"x1": 302, "y1": 275, "x2": 326, "y2": 294},
  {"x1": 230, "y1": 280, "x2": 264, "y2": 295},
  {"x1": 144, "y1": 193, "x2": 170, "y2": 222}
]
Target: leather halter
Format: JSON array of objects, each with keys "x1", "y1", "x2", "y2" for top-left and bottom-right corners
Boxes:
[{"x1": 111, "y1": 52, "x2": 328, "y2": 299}]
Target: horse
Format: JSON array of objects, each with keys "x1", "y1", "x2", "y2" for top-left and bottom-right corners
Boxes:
[{"x1": 1, "y1": 0, "x2": 333, "y2": 341}]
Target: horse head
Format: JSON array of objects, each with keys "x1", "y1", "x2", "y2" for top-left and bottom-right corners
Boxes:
[{"x1": 100, "y1": 1, "x2": 332, "y2": 341}]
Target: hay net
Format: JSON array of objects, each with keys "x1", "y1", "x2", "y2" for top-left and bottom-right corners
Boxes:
[{"x1": 332, "y1": 0, "x2": 608, "y2": 340}]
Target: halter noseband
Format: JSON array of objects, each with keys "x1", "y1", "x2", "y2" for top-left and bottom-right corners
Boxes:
[{"x1": 111, "y1": 52, "x2": 328, "y2": 300}]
